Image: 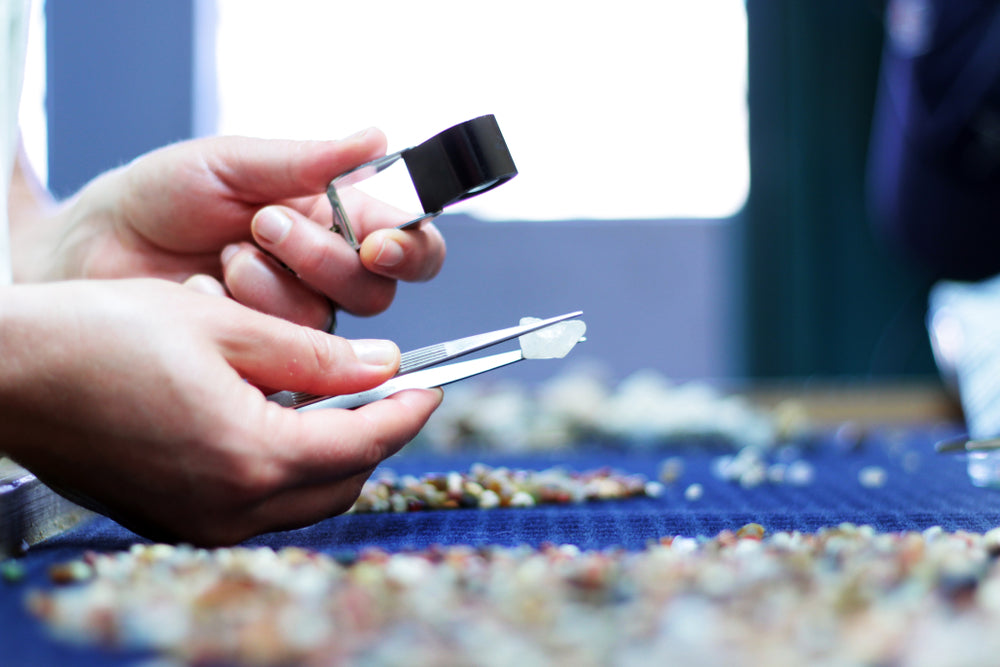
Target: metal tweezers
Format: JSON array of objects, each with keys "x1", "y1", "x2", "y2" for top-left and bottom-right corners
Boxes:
[{"x1": 267, "y1": 311, "x2": 583, "y2": 411}]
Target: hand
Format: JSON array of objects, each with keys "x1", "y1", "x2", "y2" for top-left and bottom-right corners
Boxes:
[
  {"x1": 11, "y1": 130, "x2": 447, "y2": 329},
  {"x1": 0, "y1": 279, "x2": 442, "y2": 545}
]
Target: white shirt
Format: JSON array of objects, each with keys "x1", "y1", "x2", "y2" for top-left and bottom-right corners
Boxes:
[{"x1": 0, "y1": 0, "x2": 31, "y2": 286}]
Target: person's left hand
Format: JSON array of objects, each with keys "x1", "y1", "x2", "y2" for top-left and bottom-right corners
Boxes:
[{"x1": 12, "y1": 129, "x2": 446, "y2": 329}]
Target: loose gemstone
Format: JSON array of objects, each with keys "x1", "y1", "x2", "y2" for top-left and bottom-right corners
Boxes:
[
  {"x1": 858, "y1": 466, "x2": 888, "y2": 488},
  {"x1": 30, "y1": 523, "x2": 1000, "y2": 666},
  {"x1": 509, "y1": 491, "x2": 536, "y2": 507},
  {"x1": 658, "y1": 457, "x2": 685, "y2": 484},
  {"x1": 478, "y1": 489, "x2": 501, "y2": 509},
  {"x1": 418, "y1": 366, "x2": 800, "y2": 451},
  {"x1": 47, "y1": 560, "x2": 93, "y2": 584},
  {"x1": 684, "y1": 483, "x2": 703, "y2": 502},
  {"x1": 1, "y1": 559, "x2": 25, "y2": 583},
  {"x1": 736, "y1": 523, "x2": 766, "y2": 540},
  {"x1": 785, "y1": 460, "x2": 815, "y2": 486},
  {"x1": 347, "y1": 464, "x2": 657, "y2": 514}
]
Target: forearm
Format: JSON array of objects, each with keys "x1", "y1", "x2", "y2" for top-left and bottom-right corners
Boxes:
[{"x1": 0, "y1": 283, "x2": 54, "y2": 460}]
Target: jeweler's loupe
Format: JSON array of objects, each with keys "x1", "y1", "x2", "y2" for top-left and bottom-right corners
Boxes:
[{"x1": 327, "y1": 114, "x2": 517, "y2": 249}]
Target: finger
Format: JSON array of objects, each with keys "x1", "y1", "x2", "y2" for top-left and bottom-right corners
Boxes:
[
  {"x1": 359, "y1": 224, "x2": 446, "y2": 282},
  {"x1": 250, "y1": 206, "x2": 397, "y2": 316},
  {"x1": 240, "y1": 469, "x2": 375, "y2": 537},
  {"x1": 206, "y1": 388, "x2": 441, "y2": 542},
  {"x1": 216, "y1": 303, "x2": 400, "y2": 397},
  {"x1": 204, "y1": 128, "x2": 389, "y2": 202},
  {"x1": 115, "y1": 130, "x2": 389, "y2": 255},
  {"x1": 275, "y1": 388, "x2": 444, "y2": 486},
  {"x1": 220, "y1": 242, "x2": 334, "y2": 330}
]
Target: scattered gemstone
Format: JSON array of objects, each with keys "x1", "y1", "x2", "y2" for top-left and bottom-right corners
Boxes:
[
  {"x1": 684, "y1": 483, "x2": 703, "y2": 502},
  {"x1": 858, "y1": 465, "x2": 888, "y2": 488},
  {"x1": 349, "y1": 465, "x2": 656, "y2": 514},
  {"x1": 1, "y1": 559, "x2": 25, "y2": 583},
  {"x1": 28, "y1": 524, "x2": 1000, "y2": 666},
  {"x1": 658, "y1": 457, "x2": 684, "y2": 485}
]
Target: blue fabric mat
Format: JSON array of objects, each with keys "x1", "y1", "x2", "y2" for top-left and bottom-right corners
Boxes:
[{"x1": 6, "y1": 421, "x2": 1000, "y2": 665}]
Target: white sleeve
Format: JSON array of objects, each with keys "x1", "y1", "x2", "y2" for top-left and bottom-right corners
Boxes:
[{"x1": 0, "y1": 0, "x2": 32, "y2": 286}]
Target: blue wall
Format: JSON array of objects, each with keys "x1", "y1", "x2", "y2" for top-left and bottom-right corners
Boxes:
[
  {"x1": 340, "y1": 216, "x2": 738, "y2": 385},
  {"x1": 46, "y1": 0, "x2": 195, "y2": 197}
]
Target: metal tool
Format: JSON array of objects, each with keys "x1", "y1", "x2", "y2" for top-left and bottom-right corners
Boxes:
[
  {"x1": 936, "y1": 434, "x2": 1000, "y2": 453},
  {"x1": 267, "y1": 310, "x2": 585, "y2": 410},
  {"x1": 0, "y1": 314, "x2": 583, "y2": 556},
  {"x1": 0, "y1": 459, "x2": 94, "y2": 559},
  {"x1": 328, "y1": 115, "x2": 518, "y2": 249}
]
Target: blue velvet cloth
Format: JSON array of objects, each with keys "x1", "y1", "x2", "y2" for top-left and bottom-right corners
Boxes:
[{"x1": 6, "y1": 422, "x2": 1000, "y2": 665}]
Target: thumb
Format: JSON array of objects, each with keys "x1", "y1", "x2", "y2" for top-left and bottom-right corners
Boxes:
[{"x1": 217, "y1": 306, "x2": 400, "y2": 396}]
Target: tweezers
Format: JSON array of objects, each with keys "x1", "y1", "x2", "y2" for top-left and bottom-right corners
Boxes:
[{"x1": 267, "y1": 310, "x2": 583, "y2": 411}]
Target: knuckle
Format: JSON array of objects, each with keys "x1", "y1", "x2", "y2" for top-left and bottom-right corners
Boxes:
[
  {"x1": 209, "y1": 428, "x2": 288, "y2": 501},
  {"x1": 332, "y1": 476, "x2": 372, "y2": 516},
  {"x1": 295, "y1": 243, "x2": 332, "y2": 279},
  {"x1": 363, "y1": 411, "x2": 416, "y2": 468},
  {"x1": 300, "y1": 325, "x2": 342, "y2": 374},
  {"x1": 211, "y1": 458, "x2": 274, "y2": 507},
  {"x1": 360, "y1": 438, "x2": 390, "y2": 471},
  {"x1": 352, "y1": 419, "x2": 394, "y2": 472}
]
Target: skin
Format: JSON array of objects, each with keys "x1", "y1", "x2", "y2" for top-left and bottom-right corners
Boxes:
[
  {"x1": 1, "y1": 129, "x2": 447, "y2": 545},
  {"x1": 10, "y1": 128, "x2": 446, "y2": 321}
]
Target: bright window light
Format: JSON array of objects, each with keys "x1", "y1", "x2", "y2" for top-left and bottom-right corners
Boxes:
[
  {"x1": 216, "y1": 1, "x2": 748, "y2": 221},
  {"x1": 19, "y1": 0, "x2": 47, "y2": 185}
]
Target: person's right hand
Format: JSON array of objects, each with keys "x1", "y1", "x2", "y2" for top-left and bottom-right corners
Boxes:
[{"x1": 0, "y1": 278, "x2": 442, "y2": 545}]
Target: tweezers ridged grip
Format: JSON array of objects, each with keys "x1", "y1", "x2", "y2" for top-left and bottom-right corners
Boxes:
[
  {"x1": 283, "y1": 345, "x2": 446, "y2": 408},
  {"x1": 397, "y1": 344, "x2": 449, "y2": 375}
]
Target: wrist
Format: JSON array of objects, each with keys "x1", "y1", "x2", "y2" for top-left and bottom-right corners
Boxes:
[{"x1": 11, "y1": 167, "x2": 122, "y2": 282}]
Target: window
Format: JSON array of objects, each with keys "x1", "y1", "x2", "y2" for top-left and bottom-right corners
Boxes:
[
  {"x1": 214, "y1": 1, "x2": 747, "y2": 221},
  {"x1": 20, "y1": 0, "x2": 47, "y2": 184}
]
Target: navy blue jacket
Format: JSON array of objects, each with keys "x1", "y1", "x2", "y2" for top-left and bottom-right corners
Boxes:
[{"x1": 869, "y1": 0, "x2": 1000, "y2": 280}]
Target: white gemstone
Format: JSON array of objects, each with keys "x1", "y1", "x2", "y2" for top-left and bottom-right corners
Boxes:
[{"x1": 519, "y1": 317, "x2": 587, "y2": 359}]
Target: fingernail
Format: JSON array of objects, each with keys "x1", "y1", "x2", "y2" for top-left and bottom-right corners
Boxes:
[
  {"x1": 373, "y1": 236, "x2": 405, "y2": 268},
  {"x1": 221, "y1": 244, "x2": 241, "y2": 266},
  {"x1": 349, "y1": 339, "x2": 398, "y2": 367},
  {"x1": 183, "y1": 273, "x2": 227, "y2": 297},
  {"x1": 254, "y1": 208, "x2": 293, "y2": 244},
  {"x1": 395, "y1": 387, "x2": 445, "y2": 408}
]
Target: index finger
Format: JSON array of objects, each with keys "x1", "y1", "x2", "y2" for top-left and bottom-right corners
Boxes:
[{"x1": 205, "y1": 129, "x2": 389, "y2": 202}]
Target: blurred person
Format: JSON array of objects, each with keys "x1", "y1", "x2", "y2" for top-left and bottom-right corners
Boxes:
[{"x1": 868, "y1": 0, "x2": 1000, "y2": 281}]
